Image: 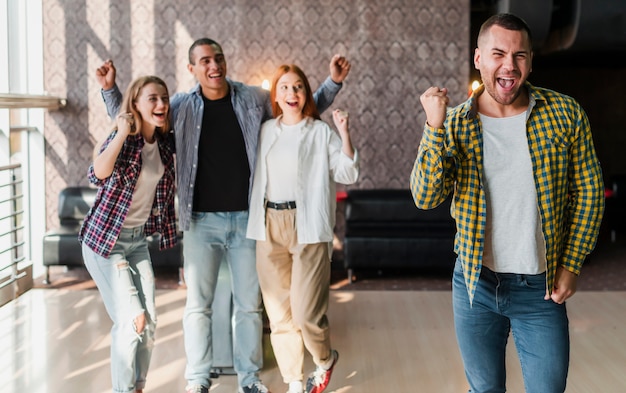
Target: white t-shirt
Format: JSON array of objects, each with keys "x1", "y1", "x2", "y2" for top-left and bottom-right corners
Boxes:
[
  {"x1": 265, "y1": 119, "x2": 303, "y2": 202},
  {"x1": 480, "y1": 111, "x2": 546, "y2": 274}
]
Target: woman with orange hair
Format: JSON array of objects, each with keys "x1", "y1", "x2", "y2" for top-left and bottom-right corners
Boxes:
[{"x1": 247, "y1": 64, "x2": 359, "y2": 393}]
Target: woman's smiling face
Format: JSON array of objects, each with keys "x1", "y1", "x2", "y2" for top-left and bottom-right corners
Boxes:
[
  {"x1": 135, "y1": 82, "x2": 169, "y2": 130},
  {"x1": 275, "y1": 71, "x2": 307, "y2": 117}
]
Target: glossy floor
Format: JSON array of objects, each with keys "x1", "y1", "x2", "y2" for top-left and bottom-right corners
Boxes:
[{"x1": 3, "y1": 289, "x2": 626, "y2": 393}]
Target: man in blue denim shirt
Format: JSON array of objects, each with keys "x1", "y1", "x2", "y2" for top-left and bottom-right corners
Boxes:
[{"x1": 96, "y1": 38, "x2": 351, "y2": 393}]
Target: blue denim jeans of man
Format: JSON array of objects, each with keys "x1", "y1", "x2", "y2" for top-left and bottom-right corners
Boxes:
[
  {"x1": 183, "y1": 211, "x2": 263, "y2": 388},
  {"x1": 82, "y1": 226, "x2": 156, "y2": 393},
  {"x1": 452, "y1": 259, "x2": 569, "y2": 393}
]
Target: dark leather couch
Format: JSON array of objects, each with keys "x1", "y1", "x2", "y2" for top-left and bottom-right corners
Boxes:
[
  {"x1": 42, "y1": 186, "x2": 183, "y2": 284},
  {"x1": 343, "y1": 189, "x2": 456, "y2": 282}
]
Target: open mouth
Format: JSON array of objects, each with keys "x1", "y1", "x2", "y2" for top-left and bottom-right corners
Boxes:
[
  {"x1": 497, "y1": 77, "x2": 515, "y2": 89},
  {"x1": 209, "y1": 72, "x2": 222, "y2": 79}
]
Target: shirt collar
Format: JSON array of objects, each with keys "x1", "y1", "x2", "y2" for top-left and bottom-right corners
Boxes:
[{"x1": 462, "y1": 81, "x2": 546, "y2": 120}]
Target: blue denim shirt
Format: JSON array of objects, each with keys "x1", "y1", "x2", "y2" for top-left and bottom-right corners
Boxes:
[{"x1": 102, "y1": 77, "x2": 341, "y2": 230}]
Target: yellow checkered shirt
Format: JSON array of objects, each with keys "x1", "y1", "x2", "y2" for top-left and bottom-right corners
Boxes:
[{"x1": 410, "y1": 82, "x2": 605, "y2": 303}]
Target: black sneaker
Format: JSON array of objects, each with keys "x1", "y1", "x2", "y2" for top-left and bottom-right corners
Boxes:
[
  {"x1": 240, "y1": 381, "x2": 271, "y2": 393},
  {"x1": 306, "y1": 350, "x2": 339, "y2": 393}
]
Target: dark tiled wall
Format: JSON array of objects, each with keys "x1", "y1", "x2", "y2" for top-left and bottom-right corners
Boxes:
[{"x1": 42, "y1": 0, "x2": 470, "y2": 227}]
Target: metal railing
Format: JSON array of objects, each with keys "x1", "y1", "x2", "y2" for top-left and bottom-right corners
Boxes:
[{"x1": 0, "y1": 163, "x2": 27, "y2": 306}]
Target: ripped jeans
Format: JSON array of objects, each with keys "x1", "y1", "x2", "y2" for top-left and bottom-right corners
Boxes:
[{"x1": 82, "y1": 226, "x2": 157, "y2": 393}]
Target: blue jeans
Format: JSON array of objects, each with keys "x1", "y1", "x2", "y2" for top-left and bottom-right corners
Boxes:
[
  {"x1": 82, "y1": 226, "x2": 156, "y2": 393},
  {"x1": 452, "y1": 259, "x2": 569, "y2": 393},
  {"x1": 183, "y1": 211, "x2": 263, "y2": 388}
]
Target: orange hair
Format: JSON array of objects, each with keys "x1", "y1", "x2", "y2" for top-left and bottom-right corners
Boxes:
[{"x1": 270, "y1": 64, "x2": 320, "y2": 120}]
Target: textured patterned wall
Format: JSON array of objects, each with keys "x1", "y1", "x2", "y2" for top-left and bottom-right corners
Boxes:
[{"x1": 42, "y1": 0, "x2": 470, "y2": 227}]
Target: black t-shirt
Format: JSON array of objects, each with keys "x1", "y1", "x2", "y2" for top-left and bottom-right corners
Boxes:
[{"x1": 192, "y1": 93, "x2": 250, "y2": 212}]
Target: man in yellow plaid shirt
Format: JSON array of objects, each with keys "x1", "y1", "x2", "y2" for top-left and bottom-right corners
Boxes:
[{"x1": 410, "y1": 13, "x2": 604, "y2": 393}]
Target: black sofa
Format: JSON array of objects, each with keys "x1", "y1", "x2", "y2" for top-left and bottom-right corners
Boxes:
[
  {"x1": 343, "y1": 189, "x2": 456, "y2": 282},
  {"x1": 42, "y1": 186, "x2": 183, "y2": 284}
]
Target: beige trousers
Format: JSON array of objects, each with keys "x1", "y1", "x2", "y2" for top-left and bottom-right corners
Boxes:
[{"x1": 256, "y1": 208, "x2": 333, "y2": 383}]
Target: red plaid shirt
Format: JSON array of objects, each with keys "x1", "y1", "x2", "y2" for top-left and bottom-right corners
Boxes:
[{"x1": 79, "y1": 130, "x2": 177, "y2": 258}]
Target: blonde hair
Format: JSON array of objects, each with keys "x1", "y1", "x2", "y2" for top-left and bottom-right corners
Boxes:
[
  {"x1": 94, "y1": 76, "x2": 170, "y2": 159},
  {"x1": 118, "y1": 75, "x2": 171, "y2": 136}
]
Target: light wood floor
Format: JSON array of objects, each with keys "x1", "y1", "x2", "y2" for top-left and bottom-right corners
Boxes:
[{"x1": 2, "y1": 289, "x2": 626, "y2": 393}]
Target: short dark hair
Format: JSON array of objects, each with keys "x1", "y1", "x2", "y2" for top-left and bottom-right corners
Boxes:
[
  {"x1": 478, "y1": 13, "x2": 533, "y2": 48},
  {"x1": 188, "y1": 38, "x2": 223, "y2": 65}
]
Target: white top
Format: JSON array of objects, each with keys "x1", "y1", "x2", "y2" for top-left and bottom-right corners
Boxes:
[
  {"x1": 124, "y1": 140, "x2": 164, "y2": 228},
  {"x1": 247, "y1": 116, "x2": 359, "y2": 244},
  {"x1": 265, "y1": 119, "x2": 302, "y2": 202},
  {"x1": 480, "y1": 111, "x2": 546, "y2": 274}
]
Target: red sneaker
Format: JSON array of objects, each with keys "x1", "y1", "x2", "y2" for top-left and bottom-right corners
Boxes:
[{"x1": 305, "y1": 350, "x2": 339, "y2": 393}]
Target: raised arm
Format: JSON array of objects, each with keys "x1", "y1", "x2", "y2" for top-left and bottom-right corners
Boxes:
[
  {"x1": 409, "y1": 86, "x2": 455, "y2": 209},
  {"x1": 92, "y1": 113, "x2": 134, "y2": 180},
  {"x1": 330, "y1": 54, "x2": 351, "y2": 84},
  {"x1": 332, "y1": 109, "x2": 354, "y2": 159},
  {"x1": 96, "y1": 59, "x2": 124, "y2": 118},
  {"x1": 96, "y1": 60, "x2": 116, "y2": 91},
  {"x1": 312, "y1": 54, "x2": 352, "y2": 113},
  {"x1": 328, "y1": 109, "x2": 359, "y2": 185}
]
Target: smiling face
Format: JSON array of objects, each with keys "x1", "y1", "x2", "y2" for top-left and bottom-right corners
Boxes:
[
  {"x1": 270, "y1": 64, "x2": 320, "y2": 121},
  {"x1": 188, "y1": 43, "x2": 228, "y2": 100},
  {"x1": 274, "y1": 71, "x2": 307, "y2": 123},
  {"x1": 474, "y1": 24, "x2": 533, "y2": 114},
  {"x1": 134, "y1": 82, "x2": 169, "y2": 132}
]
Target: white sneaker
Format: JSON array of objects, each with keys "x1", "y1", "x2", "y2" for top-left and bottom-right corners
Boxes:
[{"x1": 306, "y1": 349, "x2": 339, "y2": 393}]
